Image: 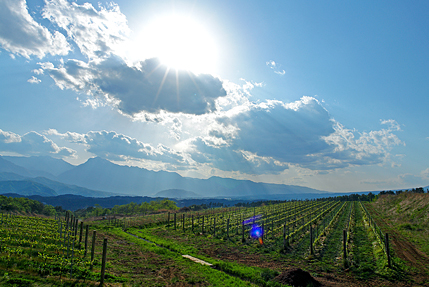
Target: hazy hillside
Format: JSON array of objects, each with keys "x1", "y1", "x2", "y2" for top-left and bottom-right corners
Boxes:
[
  {"x1": 3, "y1": 193, "x2": 253, "y2": 211},
  {"x1": 30, "y1": 177, "x2": 115, "y2": 197},
  {"x1": 57, "y1": 157, "x2": 185, "y2": 194},
  {"x1": 0, "y1": 155, "x2": 327, "y2": 199},
  {"x1": 0, "y1": 157, "x2": 32, "y2": 177},
  {"x1": 0, "y1": 172, "x2": 28, "y2": 181},
  {"x1": 0, "y1": 180, "x2": 57, "y2": 196},
  {"x1": 154, "y1": 189, "x2": 201, "y2": 198},
  {"x1": 3, "y1": 155, "x2": 74, "y2": 176},
  {"x1": 57, "y1": 157, "x2": 325, "y2": 198}
]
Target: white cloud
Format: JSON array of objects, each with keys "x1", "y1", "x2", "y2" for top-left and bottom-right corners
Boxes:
[
  {"x1": 188, "y1": 97, "x2": 404, "y2": 174},
  {"x1": 0, "y1": 129, "x2": 76, "y2": 157},
  {"x1": 1, "y1": 0, "x2": 227, "y2": 117},
  {"x1": 40, "y1": 57, "x2": 227, "y2": 116},
  {"x1": 266, "y1": 60, "x2": 285, "y2": 76},
  {"x1": 421, "y1": 168, "x2": 429, "y2": 180},
  {"x1": 42, "y1": 0, "x2": 130, "y2": 61},
  {"x1": 169, "y1": 118, "x2": 183, "y2": 140},
  {"x1": 380, "y1": 119, "x2": 401, "y2": 131},
  {"x1": 321, "y1": 119, "x2": 404, "y2": 168},
  {"x1": 27, "y1": 76, "x2": 41, "y2": 84},
  {"x1": 45, "y1": 129, "x2": 86, "y2": 143},
  {"x1": 52, "y1": 129, "x2": 189, "y2": 166},
  {"x1": 190, "y1": 97, "x2": 333, "y2": 173},
  {"x1": 190, "y1": 137, "x2": 287, "y2": 174},
  {"x1": 0, "y1": 0, "x2": 70, "y2": 58},
  {"x1": 32, "y1": 68, "x2": 44, "y2": 75}
]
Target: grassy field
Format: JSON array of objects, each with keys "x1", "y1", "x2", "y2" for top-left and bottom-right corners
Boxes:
[{"x1": 1, "y1": 196, "x2": 428, "y2": 286}]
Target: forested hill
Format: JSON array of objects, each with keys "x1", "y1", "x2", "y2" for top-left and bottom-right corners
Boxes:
[{"x1": 0, "y1": 195, "x2": 57, "y2": 215}]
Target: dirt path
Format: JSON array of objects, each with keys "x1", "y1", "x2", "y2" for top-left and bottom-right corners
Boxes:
[
  {"x1": 366, "y1": 204, "x2": 429, "y2": 272},
  {"x1": 366, "y1": 204, "x2": 429, "y2": 286}
]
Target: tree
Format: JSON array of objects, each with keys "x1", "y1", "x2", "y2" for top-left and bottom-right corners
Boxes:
[{"x1": 43, "y1": 205, "x2": 56, "y2": 216}]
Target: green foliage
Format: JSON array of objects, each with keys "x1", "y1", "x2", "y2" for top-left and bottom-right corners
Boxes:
[
  {"x1": 78, "y1": 199, "x2": 179, "y2": 218},
  {"x1": 0, "y1": 195, "x2": 50, "y2": 214},
  {"x1": 4, "y1": 277, "x2": 35, "y2": 286},
  {"x1": 260, "y1": 268, "x2": 279, "y2": 281},
  {"x1": 42, "y1": 204, "x2": 56, "y2": 216}
]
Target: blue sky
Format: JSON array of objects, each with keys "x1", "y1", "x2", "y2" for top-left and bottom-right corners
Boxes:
[{"x1": 0, "y1": 0, "x2": 428, "y2": 192}]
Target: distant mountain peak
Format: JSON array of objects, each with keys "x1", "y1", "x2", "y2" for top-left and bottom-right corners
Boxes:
[
  {"x1": 84, "y1": 157, "x2": 115, "y2": 165},
  {"x1": 1, "y1": 155, "x2": 74, "y2": 177}
]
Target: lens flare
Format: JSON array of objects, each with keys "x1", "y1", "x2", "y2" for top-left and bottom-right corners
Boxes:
[{"x1": 250, "y1": 224, "x2": 263, "y2": 240}]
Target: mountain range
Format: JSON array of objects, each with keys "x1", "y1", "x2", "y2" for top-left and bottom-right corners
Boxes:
[{"x1": 0, "y1": 155, "x2": 326, "y2": 199}]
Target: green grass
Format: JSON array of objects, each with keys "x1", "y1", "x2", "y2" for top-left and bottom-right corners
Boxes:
[
  {"x1": 2, "y1": 199, "x2": 428, "y2": 286},
  {"x1": 127, "y1": 227, "x2": 286, "y2": 286}
]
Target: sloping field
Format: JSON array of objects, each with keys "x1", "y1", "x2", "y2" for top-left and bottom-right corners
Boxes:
[
  {"x1": 367, "y1": 193, "x2": 429, "y2": 285},
  {"x1": 1, "y1": 197, "x2": 429, "y2": 286},
  {"x1": 369, "y1": 193, "x2": 429, "y2": 257}
]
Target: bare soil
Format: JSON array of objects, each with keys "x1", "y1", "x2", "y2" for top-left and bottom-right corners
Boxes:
[{"x1": 367, "y1": 203, "x2": 429, "y2": 286}]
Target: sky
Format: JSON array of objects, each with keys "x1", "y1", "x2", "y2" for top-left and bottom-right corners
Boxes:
[{"x1": 0, "y1": 0, "x2": 428, "y2": 193}]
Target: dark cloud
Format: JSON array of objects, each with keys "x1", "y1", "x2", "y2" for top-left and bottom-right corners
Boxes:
[
  {"x1": 189, "y1": 98, "x2": 404, "y2": 173},
  {"x1": 191, "y1": 137, "x2": 287, "y2": 174},
  {"x1": 42, "y1": 57, "x2": 227, "y2": 116},
  {"x1": 220, "y1": 99, "x2": 334, "y2": 163}
]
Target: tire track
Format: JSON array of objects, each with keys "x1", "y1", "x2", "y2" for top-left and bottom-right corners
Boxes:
[{"x1": 366, "y1": 205, "x2": 429, "y2": 272}]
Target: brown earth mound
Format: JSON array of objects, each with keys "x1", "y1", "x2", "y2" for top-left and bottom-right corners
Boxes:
[{"x1": 274, "y1": 268, "x2": 321, "y2": 287}]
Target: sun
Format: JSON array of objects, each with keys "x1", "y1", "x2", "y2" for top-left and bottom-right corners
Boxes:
[{"x1": 135, "y1": 14, "x2": 218, "y2": 75}]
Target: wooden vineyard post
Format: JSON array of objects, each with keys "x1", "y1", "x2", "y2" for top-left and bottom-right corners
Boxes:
[
  {"x1": 90, "y1": 230, "x2": 96, "y2": 270},
  {"x1": 323, "y1": 217, "x2": 326, "y2": 235},
  {"x1": 310, "y1": 225, "x2": 314, "y2": 255},
  {"x1": 74, "y1": 218, "x2": 78, "y2": 237},
  {"x1": 174, "y1": 213, "x2": 177, "y2": 230},
  {"x1": 283, "y1": 224, "x2": 286, "y2": 250},
  {"x1": 343, "y1": 229, "x2": 347, "y2": 268},
  {"x1": 315, "y1": 222, "x2": 318, "y2": 240},
  {"x1": 242, "y1": 223, "x2": 245, "y2": 243},
  {"x1": 213, "y1": 217, "x2": 216, "y2": 237},
  {"x1": 100, "y1": 238, "x2": 108, "y2": 286},
  {"x1": 385, "y1": 233, "x2": 391, "y2": 268},
  {"x1": 182, "y1": 214, "x2": 185, "y2": 232},
  {"x1": 167, "y1": 212, "x2": 170, "y2": 227},
  {"x1": 272, "y1": 220, "x2": 274, "y2": 240},
  {"x1": 202, "y1": 216, "x2": 205, "y2": 234},
  {"x1": 84, "y1": 225, "x2": 89, "y2": 257},
  {"x1": 287, "y1": 223, "x2": 290, "y2": 245},
  {"x1": 227, "y1": 218, "x2": 230, "y2": 238},
  {"x1": 79, "y1": 222, "x2": 83, "y2": 245},
  {"x1": 71, "y1": 215, "x2": 75, "y2": 231},
  {"x1": 66, "y1": 230, "x2": 71, "y2": 258},
  {"x1": 60, "y1": 221, "x2": 63, "y2": 239},
  {"x1": 70, "y1": 238, "x2": 75, "y2": 278},
  {"x1": 191, "y1": 215, "x2": 194, "y2": 233}
]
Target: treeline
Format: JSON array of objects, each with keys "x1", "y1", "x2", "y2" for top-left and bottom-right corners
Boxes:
[
  {"x1": 74, "y1": 198, "x2": 179, "y2": 218},
  {"x1": 379, "y1": 187, "x2": 428, "y2": 195},
  {"x1": 0, "y1": 195, "x2": 60, "y2": 216},
  {"x1": 234, "y1": 193, "x2": 379, "y2": 208},
  {"x1": 325, "y1": 192, "x2": 377, "y2": 202}
]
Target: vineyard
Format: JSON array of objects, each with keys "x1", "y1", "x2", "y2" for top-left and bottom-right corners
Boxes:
[{"x1": 1, "y1": 196, "x2": 428, "y2": 286}]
